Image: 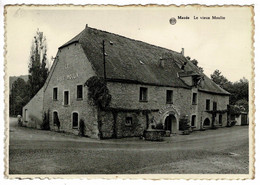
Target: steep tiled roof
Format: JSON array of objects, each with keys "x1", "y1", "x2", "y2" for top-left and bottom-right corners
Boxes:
[{"x1": 59, "y1": 26, "x2": 230, "y2": 95}]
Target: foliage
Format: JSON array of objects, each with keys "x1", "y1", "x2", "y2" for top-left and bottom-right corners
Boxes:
[
  {"x1": 210, "y1": 70, "x2": 248, "y2": 110},
  {"x1": 228, "y1": 120, "x2": 237, "y2": 127},
  {"x1": 235, "y1": 99, "x2": 248, "y2": 112},
  {"x1": 28, "y1": 29, "x2": 49, "y2": 99},
  {"x1": 229, "y1": 105, "x2": 245, "y2": 116},
  {"x1": 210, "y1": 69, "x2": 231, "y2": 88},
  {"x1": 79, "y1": 119, "x2": 85, "y2": 136},
  {"x1": 179, "y1": 116, "x2": 190, "y2": 131},
  {"x1": 41, "y1": 110, "x2": 50, "y2": 130},
  {"x1": 155, "y1": 123, "x2": 164, "y2": 130},
  {"x1": 85, "y1": 76, "x2": 112, "y2": 109},
  {"x1": 9, "y1": 78, "x2": 30, "y2": 116},
  {"x1": 186, "y1": 57, "x2": 204, "y2": 73}
]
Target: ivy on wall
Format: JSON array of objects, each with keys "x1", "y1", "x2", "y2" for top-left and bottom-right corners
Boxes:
[{"x1": 85, "y1": 76, "x2": 112, "y2": 109}]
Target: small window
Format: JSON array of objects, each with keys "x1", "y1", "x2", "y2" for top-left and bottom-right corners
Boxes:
[
  {"x1": 166, "y1": 90, "x2": 173, "y2": 104},
  {"x1": 125, "y1": 117, "x2": 132, "y2": 126},
  {"x1": 206, "y1": 99, "x2": 210, "y2": 110},
  {"x1": 53, "y1": 87, "x2": 58, "y2": 100},
  {"x1": 192, "y1": 93, "x2": 197, "y2": 105},
  {"x1": 139, "y1": 87, "x2": 148, "y2": 102},
  {"x1": 72, "y1": 112, "x2": 79, "y2": 128},
  {"x1": 53, "y1": 111, "x2": 59, "y2": 125},
  {"x1": 191, "y1": 115, "x2": 196, "y2": 127},
  {"x1": 64, "y1": 91, "x2": 69, "y2": 106},
  {"x1": 213, "y1": 102, "x2": 217, "y2": 111},
  {"x1": 219, "y1": 114, "x2": 223, "y2": 125},
  {"x1": 77, "y1": 85, "x2": 83, "y2": 100}
]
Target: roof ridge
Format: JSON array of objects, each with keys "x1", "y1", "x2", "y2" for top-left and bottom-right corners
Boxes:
[{"x1": 86, "y1": 26, "x2": 181, "y2": 55}]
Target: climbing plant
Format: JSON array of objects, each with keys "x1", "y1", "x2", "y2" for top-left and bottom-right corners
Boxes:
[
  {"x1": 41, "y1": 110, "x2": 50, "y2": 130},
  {"x1": 78, "y1": 119, "x2": 85, "y2": 136},
  {"x1": 85, "y1": 76, "x2": 112, "y2": 109}
]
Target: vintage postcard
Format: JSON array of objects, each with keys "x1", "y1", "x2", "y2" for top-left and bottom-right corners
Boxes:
[{"x1": 4, "y1": 5, "x2": 254, "y2": 179}]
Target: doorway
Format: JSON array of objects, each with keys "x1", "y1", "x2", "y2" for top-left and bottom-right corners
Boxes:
[
  {"x1": 164, "y1": 114, "x2": 177, "y2": 133},
  {"x1": 203, "y1": 118, "x2": 210, "y2": 127}
]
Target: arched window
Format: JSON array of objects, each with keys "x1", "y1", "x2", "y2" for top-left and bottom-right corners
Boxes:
[{"x1": 72, "y1": 112, "x2": 79, "y2": 129}]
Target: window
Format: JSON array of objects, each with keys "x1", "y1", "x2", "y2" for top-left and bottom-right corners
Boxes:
[
  {"x1": 77, "y1": 85, "x2": 83, "y2": 100},
  {"x1": 139, "y1": 87, "x2": 148, "y2": 102},
  {"x1": 213, "y1": 102, "x2": 217, "y2": 111},
  {"x1": 53, "y1": 111, "x2": 59, "y2": 125},
  {"x1": 64, "y1": 91, "x2": 69, "y2": 106},
  {"x1": 219, "y1": 114, "x2": 223, "y2": 125},
  {"x1": 166, "y1": 90, "x2": 173, "y2": 104},
  {"x1": 206, "y1": 99, "x2": 210, "y2": 110},
  {"x1": 125, "y1": 117, "x2": 132, "y2": 126},
  {"x1": 192, "y1": 93, "x2": 197, "y2": 105},
  {"x1": 72, "y1": 112, "x2": 79, "y2": 128},
  {"x1": 53, "y1": 87, "x2": 58, "y2": 100},
  {"x1": 191, "y1": 115, "x2": 196, "y2": 127}
]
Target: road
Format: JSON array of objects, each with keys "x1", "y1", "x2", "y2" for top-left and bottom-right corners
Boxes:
[{"x1": 9, "y1": 117, "x2": 249, "y2": 174}]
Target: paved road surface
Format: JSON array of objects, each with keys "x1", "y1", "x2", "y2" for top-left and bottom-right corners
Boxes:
[{"x1": 9, "y1": 117, "x2": 249, "y2": 174}]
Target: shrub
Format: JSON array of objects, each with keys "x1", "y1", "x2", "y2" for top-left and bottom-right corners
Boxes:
[
  {"x1": 78, "y1": 119, "x2": 85, "y2": 136},
  {"x1": 230, "y1": 120, "x2": 237, "y2": 127},
  {"x1": 179, "y1": 116, "x2": 190, "y2": 131},
  {"x1": 155, "y1": 123, "x2": 164, "y2": 129},
  {"x1": 41, "y1": 111, "x2": 50, "y2": 130}
]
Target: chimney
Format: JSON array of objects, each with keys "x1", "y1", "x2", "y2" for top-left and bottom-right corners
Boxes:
[
  {"x1": 85, "y1": 24, "x2": 88, "y2": 29},
  {"x1": 181, "y1": 48, "x2": 184, "y2": 56}
]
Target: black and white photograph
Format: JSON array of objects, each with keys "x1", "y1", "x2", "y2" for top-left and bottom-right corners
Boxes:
[{"x1": 4, "y1": 5, "x2": 254, "y2": 179}]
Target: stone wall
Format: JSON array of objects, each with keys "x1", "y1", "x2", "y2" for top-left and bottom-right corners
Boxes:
[
  {"x1": 43, "y1": 43, "x2": 99, "y2": 138},
  {"x1": 99, "y1": 110, "x2": 147, "y2": 138},
  {"x1": 22, "y1": 88, "x2": 44, "y2": 129},
  {"x1": 106, "y1": 82, "x2": 230, "y2": 132},
  {"x1": 107, "y1": 82, "x2": 192, "y2": 115},
  {"x1": 197, "y1": 91, "x2": 229, "y2": 128}
]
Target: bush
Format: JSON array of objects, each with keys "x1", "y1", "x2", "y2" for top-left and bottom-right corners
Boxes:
[
  {"x1": 78, "y1": 119, "x2": 85, "y2": 136},
  {"x1": 41, "y1": 111, "x2": 50, "y2": 130},
  {"x1": 179, "y1": 116, "x2": 190, "y2": 131},
  {"x1": 230, "y1": 120, "x2": 237, "y2": 127},
  {"x1": 155, "y1": 123, "x2": 164, "y2": 129}
]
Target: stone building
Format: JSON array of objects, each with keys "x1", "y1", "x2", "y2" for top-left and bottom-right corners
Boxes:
[{"x1": 22, "y1": 25, "x2": 230, "y2": 139}]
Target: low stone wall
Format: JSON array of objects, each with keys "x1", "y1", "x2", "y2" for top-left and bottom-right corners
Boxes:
[{"x1": 144, "y1": 129, "x2": 165, "y2": 141}]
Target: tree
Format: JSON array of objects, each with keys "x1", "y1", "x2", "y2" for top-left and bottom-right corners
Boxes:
[
  {"x1": 28, "y1": 29, "x2": 49, "y2": 98},
  {"x1": 9, "y1": 78, "x2": 30, "y2": 116},
  {"x1": 186, "y1": 57, "x2": 204, "y2": 73},
  {"x1": 210, "y1": 69, "x2": 231, "y2": 88},
  {"x1": 210, "y1": 70, "x2": 249, "y2": 109}
]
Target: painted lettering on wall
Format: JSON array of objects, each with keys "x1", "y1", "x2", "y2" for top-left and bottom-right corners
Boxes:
[{"x1": 57, "y1": 73, "x2": 79, "y2": 82}]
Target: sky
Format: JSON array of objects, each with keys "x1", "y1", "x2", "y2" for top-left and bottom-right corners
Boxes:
[{"x1": 5, "y1": 5, "x2": 253, "y2": 82}]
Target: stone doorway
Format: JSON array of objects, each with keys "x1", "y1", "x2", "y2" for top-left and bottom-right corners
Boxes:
[
  {"x1": 164, "y1": 114, "x2": 177, "y2": 134},
  {"x1": 203, "y1": 118, "x2": 211, "y2": 127}
]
